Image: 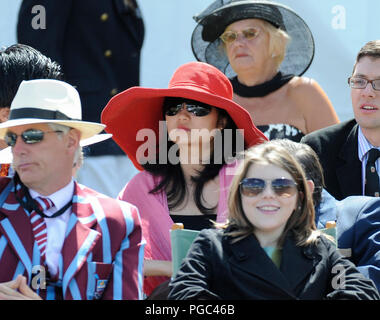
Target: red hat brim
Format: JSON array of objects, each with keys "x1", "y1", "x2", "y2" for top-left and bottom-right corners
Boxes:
[{"x1": 101, "y1": 85, "x2": 267, "y2": 170}]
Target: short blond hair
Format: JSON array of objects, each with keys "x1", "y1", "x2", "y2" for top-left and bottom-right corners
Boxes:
[{"x1": 262, "y1": 20, "x2": 291, "y2": 70}]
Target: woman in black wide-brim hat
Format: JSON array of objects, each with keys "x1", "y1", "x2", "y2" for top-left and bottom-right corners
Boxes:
[{"x1": 192, "y1": 0, "x2": 340, "y2": 141}]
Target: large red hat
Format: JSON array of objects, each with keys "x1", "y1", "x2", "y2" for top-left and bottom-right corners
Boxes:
[{"x1": 101, "y1": 61, "x2": 267, "y2": 170}]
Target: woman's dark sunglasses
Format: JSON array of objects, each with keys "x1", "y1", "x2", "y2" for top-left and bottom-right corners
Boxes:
[
  {"x1": 240, "y1": 177, "x2": 298, "y2": 198},
  {"x1": 163, "y1": 97, "x2": 212, "y2": 117},
  {"x1": 5, "y1": 129, "x2": 63, "y2": 147}
]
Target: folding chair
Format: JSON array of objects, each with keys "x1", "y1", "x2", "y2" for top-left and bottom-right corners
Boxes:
[{"x1": 170, "y1": 223, "x2": 200, "y2": 277}]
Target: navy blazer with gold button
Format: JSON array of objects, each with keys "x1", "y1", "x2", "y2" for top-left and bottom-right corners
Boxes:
[{"x1": 17, "y1": 0, "x2": 145, "y2": 156}]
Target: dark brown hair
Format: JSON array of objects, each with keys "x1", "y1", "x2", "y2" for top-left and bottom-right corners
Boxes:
[{"x1": 352, "y1": 40, "x2": 380, "y2": 74}]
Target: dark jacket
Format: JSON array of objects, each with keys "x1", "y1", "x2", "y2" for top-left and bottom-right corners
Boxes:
[
  {"x1": 168, "y1": 228, "x2": 379, "y2": 300},
  {"x1": 301, "y1": 119, "x2": 361, "y2": 200},
  {"x1": 17, "y1": 0, "x2": 145, "y2": 156},
  {"x1": 337, "y1": 196, "x2": 380, "y2": 292}
]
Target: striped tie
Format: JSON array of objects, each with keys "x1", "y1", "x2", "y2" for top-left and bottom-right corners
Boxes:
[{"x1": 30, "y1": 197, "x2": 54, "y2": 264}]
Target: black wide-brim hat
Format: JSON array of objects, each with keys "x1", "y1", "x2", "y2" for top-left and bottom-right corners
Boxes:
[{"x1": 191, "y1": 0, "x2": 315, "y2": 78}]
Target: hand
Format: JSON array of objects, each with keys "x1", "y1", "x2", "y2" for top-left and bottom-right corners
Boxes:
[
  {"x1": 143, "y1": 259, "x2": 173, "y2": 277},
  {"x1": 0, "y1": 275, "x2": 42, "y2": 300}
]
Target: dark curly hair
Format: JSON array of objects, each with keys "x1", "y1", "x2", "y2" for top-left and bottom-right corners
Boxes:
[{"x1": 0, "y1": 44, "x2": 63, "y2": 108}]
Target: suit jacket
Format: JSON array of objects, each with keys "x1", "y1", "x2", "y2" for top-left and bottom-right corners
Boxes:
[
  {"x1": 168, "y1": 228, "x2": 379, "y2": 300},
  {"x1": 336, "y1": 196, "x2": 380, "y2": 292},
  {"x1": 17, "y1": 0, "x2": 144, "y2": 156},
  {"x1": 301, "y1": 119, "x2": 362, "y2": 200},
  {"x1": 0, "y1": 177, "x2": 145, "y2": 300}
]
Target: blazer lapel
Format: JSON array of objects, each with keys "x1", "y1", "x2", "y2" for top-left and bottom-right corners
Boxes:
[
  {"x1": 226, "y1": 234, "x2": 296, "y2": 298},
  {"x1": 336, "y1": 123, "x2": 362, "y2": 197},
  {"x1": 279, "y1": 236, "x2": 318, "y2": 293},
  {"x1": 61, "y1": 183, "x2": 100, "y2": 299},
  {"x1": 0, "y1": 181, "x2": 34, "y2": 281}
]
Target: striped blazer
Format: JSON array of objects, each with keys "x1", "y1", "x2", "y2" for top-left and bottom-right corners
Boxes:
[{"x1": 0, "y1": 177, "x2": 145, "y2": 300}]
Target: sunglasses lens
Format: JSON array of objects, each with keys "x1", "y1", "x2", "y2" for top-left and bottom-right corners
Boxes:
[
  {"x1": 242, "y1": 28, "x2": 259, "y2": 39},
  {"x1": 164, "y1": 98, "x2": 212, "y2": 117},
  {"x1": 22, "y1": 129, "x2": 45, "y2": 144},
  {"x1": 186, "y1": 104, "x2": 212, "y2": 117},
  {"x1": 240, "y1": 178, "x2": 297, "y2": 198},
  {"x1": 240, "y1": 178, "x2": 265, "y2": 197},
  {"x1": 220, "y1": 31, "x2": 236, "y2": 43},
  {"x1": 4, "y1": 132, "x2": 17, "y2": 147},
  {"x1": 271, "y1": 178, "x2": 298, "y2": 197},
  {"x1": 165, "y1": 105, "x2": 181, "y2": 116}
]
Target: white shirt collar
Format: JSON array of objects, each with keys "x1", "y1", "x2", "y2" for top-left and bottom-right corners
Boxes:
[
  {"x1": 29, "y1": 179, "x2": 75, "y2": 216},
  {"x1": 358, "y1": 126, "x2": 377, "y2": 161}
]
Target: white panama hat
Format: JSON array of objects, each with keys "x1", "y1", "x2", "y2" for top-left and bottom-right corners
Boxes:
[{"x1": 0, "y1": 79, "x2": 105, "y2": 139}]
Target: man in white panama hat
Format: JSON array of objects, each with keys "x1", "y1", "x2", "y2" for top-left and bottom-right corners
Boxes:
[{"x1": 0, "y1": 79, "x2": 144, "y2": 300}]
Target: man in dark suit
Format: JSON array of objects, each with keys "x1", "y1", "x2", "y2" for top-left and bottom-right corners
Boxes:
[
  {"x1": 336, "y1": 196, "x2": 380, "y2": 292},
  {"x1": 17, "y1": 0, "x2": 145, "y2": 197},
  {"x1": 301, "y1": 40, "x2": 380, "y2": 200}
]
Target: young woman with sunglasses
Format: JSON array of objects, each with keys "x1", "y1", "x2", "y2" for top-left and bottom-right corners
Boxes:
[
  {"x1": 168, "y1": 141, "x2": 380, "y2": 300},
  {"x1": 101, "y1": 61, "x2": 267, "y2": 297},
  {"x1": 191, "y1": 0, "x2": 339, "y2": 142}
]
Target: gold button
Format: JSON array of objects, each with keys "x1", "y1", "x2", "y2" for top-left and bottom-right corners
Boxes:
[
  {"x1": 100, "y1": 13, "x2": 109, "y2": 21},
  {"x1": 375, "y1": 192, "x2": 380, "y2": 197},
  {"x1": 104, "y1": 50, "x2": 112, "y2": 57},
  {"x1": 110, "y1": 88, "x2": 118, "y2": 96}
]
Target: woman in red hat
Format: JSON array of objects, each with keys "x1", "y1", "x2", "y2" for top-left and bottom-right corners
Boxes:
[
  {"x1": 101, "y1": 61, "x2": 267, "y2": 297},
  {"x1": 192, "y1": 0, "x2": 340, "y2": 141}
]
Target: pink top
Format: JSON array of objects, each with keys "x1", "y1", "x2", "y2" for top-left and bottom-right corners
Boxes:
[{"x1": 118, "y1": 160, "x2": 240, "y2": 295}]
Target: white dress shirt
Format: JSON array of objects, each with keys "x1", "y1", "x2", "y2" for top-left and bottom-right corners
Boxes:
[{"x1": 29, "y1": 179, "x2": 74, "y2": 277}]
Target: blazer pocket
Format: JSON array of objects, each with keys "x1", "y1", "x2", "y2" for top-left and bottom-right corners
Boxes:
[{"x1": 87, "y1": 261, "x2": 114, "y2": 300}]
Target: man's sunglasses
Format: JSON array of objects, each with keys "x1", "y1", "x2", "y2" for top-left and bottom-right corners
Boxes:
[
  {"x1": 163, "y1": 98, "x2": 213, "y2": 117},
  {"x1": 239, "y1": 178, "x2": 298, "y2": 198},
  {"x1": 5, "y1": 129, "x2": 63, "y2": 147}
]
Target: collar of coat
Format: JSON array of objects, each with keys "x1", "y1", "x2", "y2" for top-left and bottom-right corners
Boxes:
[{"x1": 222, "y1": 228, "x2": 321, "y2": 297}]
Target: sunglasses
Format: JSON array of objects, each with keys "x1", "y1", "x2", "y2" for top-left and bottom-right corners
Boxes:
[
  {"x1": 348, "y1": 77, "x2": 380, "y2": 91},
  {"x1": 5, "y1": 129, "x2": 63, "y2": 147},
  {"x1": 163, "y1": 98, "x2": 212, "y2": 117},
  {"x1": 239, "y1": 177, "x2": 298, "y2": 198},
  {"x1": 220, "y1": 27, "x2": 260, "y2": 44}
]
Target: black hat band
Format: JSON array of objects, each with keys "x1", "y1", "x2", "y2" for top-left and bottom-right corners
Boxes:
[{"x1": 9, "y1": 108, "x2": 79, "y2": 121}]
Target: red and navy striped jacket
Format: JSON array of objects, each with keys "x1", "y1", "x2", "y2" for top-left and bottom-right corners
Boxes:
[{"x1": 0, "y1": 177, "x2": 145, "y2": 300}]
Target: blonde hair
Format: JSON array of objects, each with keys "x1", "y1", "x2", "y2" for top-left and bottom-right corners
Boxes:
[
  {"x1": 262, "y1": 20, "x2": 291, "y2": 70},
  {"x1": 223, "y1": 141, "x2": 320, "y2": 247}
]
